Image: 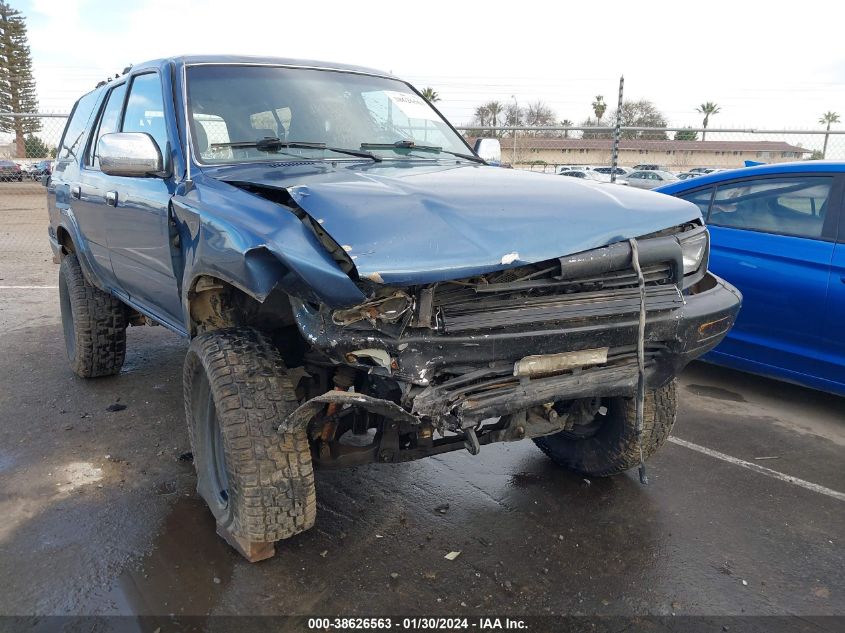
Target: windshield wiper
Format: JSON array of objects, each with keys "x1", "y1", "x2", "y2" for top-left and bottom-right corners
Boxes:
[
  {"x1": 210, "y1": 138, "x2": 381, "y2": 162},
  {"x1": 360, "y1": 140, "x2": 485, "y2": 163}
]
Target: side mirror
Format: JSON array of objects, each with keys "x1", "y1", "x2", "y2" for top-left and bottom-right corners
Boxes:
[
  {"x1": 473, "y1": 138, "x2": 501, "y2": 164},
  {"x1": 98, "y1": 132, "x2": 165, "y2": 177}
]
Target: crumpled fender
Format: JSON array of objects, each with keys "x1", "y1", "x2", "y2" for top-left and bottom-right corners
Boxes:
[
  {"x1": 170, "y1": 174, "x2": 366, "y2": 330},
  {"x1": 281, "y1": 391, "x2": 420, "y2": 434}
]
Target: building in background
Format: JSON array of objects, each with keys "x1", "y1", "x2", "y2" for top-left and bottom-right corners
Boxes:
[{"x1": 495, "y1": 138, "x2": 813, "y2": 169}]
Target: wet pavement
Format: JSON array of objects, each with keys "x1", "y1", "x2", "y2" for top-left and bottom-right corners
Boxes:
[{"x1": 1, "y1": 189, "x2": 843, "y2": 625}]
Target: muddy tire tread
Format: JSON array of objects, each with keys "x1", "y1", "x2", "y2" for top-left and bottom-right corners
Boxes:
[
  {"x1": 60, "y1": 254, "x2": 126, "y2": 377},
  {"x1": 183, "y1": 327, "x2": 316, "y2": 544},
  {"x1": 534, "y1": 381, "x2": 677, "y2": 476}
]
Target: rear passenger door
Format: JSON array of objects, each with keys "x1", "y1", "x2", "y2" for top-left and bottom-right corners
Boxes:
[
  {"x1": 690, "y1": 175, "x2": 842, "y2": 381},
  {"x1": 75, "y1": 82, "x2": 129, "y2": 292}
]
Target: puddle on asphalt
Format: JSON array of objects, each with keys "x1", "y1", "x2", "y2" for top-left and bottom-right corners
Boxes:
[
  {"x1": 89, "y1": 494, "x2": 235, "y2": 617},
  {"x1": 685, "y1": 383, "x2": 747, "y2": 402}
]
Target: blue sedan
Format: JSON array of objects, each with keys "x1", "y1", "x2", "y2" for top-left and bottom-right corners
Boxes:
[{"x1": 657, "y1": 162, "x2": 845, "y2": 396}]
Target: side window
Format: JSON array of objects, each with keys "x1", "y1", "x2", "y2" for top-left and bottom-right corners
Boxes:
[
  {"x1": 679, "y1": 186, "x2": 714, "y2": 217},
  {"x1": 122, "y1": 73, "x2": 169, "y2": 157},
  {"x1": 56, "y1": 91, "x2": 99, "y2": 166},
  {"x1": 86, "y1": 83, "x2": 127, "y2": 169},
  {"x1": 709, "y1": 177, "x2": 833, "y2": 239}
]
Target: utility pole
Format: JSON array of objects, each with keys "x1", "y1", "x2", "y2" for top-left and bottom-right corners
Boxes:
[{"x1": 610, "y1": 75, "x2": 624, "y2": 183}]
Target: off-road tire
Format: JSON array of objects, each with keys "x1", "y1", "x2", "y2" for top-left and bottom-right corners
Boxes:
[
  {"x1": 183, "y1": 327, "x2": 316, "y2": 562},
  {"x1": 59, "y1": 253, "x2": 127, "y2": 378},
  {"x1": 533, "y1": 381, "x2": 677, "y2": 476}
]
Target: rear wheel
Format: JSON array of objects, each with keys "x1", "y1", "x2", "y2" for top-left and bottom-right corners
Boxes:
[
  {"x1": 59, "y1": 254, "x2": 127, "y2": 378},
  {"x1": 183, "y1": 327, "x2": 316, "y2": 562},
  {"x1": 533, "y1": 381, "x2": 677, "y2": 476}
]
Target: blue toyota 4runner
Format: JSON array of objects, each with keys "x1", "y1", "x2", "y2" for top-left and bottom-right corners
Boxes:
[{"x1": 47, "y1": 56, "x2": 741, "y2": 561}]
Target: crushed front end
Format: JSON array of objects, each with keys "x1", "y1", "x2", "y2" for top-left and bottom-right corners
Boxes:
[{"x1": 287, "y1": 222, "x2": 741, "y2": 468}]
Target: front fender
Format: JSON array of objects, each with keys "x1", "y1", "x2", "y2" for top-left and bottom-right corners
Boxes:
[{"x1": 172, "y1": 175, "x2": 366, "y2": 328}]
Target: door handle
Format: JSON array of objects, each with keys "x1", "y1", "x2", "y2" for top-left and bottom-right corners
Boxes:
[
  {"x1": 71, "y1": 185, "x2": 81, "y2": 199},
  {"x1": 105, "y1": 191, "x2": 118, "y2": 207}
]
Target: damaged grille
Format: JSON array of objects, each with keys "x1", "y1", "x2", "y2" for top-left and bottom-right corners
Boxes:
[{"x1": 423, "y1": 251, "x2": 681, "y2": 334}]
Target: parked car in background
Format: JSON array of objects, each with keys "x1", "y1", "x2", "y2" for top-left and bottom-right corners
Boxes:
[
  {"x1": 593, "y1": 166, "x2": 633, "y2": 178},
  {"x1": 31, "y1": 160, "x2": 53, "y2": 179},
  {"x1": 625, "y1": 170, "x2": 679, "y2": 189},
  {"x1": 47, "y1": 54, "x2": 740, "y2": 562},
  {"x1": 633, "y1": 163, "x2": 670, "y2": 171},
  {"x1": 677, "y1": 172, "x2": 703, "y2": 181},
  {"x1": 0, "y1": 160, "x2": 23, "y2": 182},
  {"x1": 561, "y1": 169, "x2": 628, "y2": 185},
  {"x1": 657, "y1": 162, "x2": 845, "y2": 396}
]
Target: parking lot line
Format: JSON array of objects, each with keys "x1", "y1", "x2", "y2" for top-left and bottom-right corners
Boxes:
[
  {"x1": 668, "y1": 436, "x2": 845, "y2": 502},
  {"x1": 0, "y1": 285, "x2": 58, "y2": 289}
]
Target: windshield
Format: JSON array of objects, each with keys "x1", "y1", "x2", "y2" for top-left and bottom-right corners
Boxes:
[{"x1": 186, "y1": 65, "x2": 471, "y2": 164}]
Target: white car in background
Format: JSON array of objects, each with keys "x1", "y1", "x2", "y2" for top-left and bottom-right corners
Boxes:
[
  {"x1": 593, "y1": 166, "x2": 634, "y2": 178},
  {"x1": 623, "y1": 170, "x2": 679, "y2": 189},
  {"x1": 559, "y1": 169, "x2": 628, "y2": 185}
]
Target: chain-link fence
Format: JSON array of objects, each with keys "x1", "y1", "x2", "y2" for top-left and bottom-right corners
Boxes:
[
  {"x1": 456, "y1": 126, "x2": 845, "y2": 173},
  {"x1": 0, "y1": 113, "x2": 68, "y2": 182}
]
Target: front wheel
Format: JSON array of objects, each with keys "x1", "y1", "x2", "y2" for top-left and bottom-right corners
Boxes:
[
  {"x1": 183, "y1": 327, "x2": 316, "y2": 562},
  {"x1": 533, "y1": 381, "x2": 677, "y2": 476}
]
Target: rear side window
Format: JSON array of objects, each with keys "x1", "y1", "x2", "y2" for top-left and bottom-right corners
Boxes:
[
  {"x1": 56, "y1": 91, "x2": 99, "y2": 164},
  {"x1": 86, "y1": 83, "x2": 127, "y2": 169},
  {"x1": 708, "y1": 176, "x2": 833, "y2": 239}
]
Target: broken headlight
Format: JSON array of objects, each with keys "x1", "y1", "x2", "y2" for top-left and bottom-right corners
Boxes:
[{"x1": 679, "y1": 228, "x2": 708, "y2": 276}]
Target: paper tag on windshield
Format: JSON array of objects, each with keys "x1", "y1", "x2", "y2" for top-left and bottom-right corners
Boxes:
[{"x1": 385, "y1": 91, "x2": 440, "y2": 121}]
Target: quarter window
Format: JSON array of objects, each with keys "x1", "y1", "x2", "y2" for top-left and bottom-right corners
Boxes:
[
  {"x1": 708, "y1": 177, "x2": 833, "y2": 239},
  {"x1": 57, "y1": 91, "x2": 99, "y2": 164}
]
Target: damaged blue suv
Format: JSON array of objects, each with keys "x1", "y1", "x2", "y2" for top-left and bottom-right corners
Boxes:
[{"x1": 47, "y1": 56, "x2": 741, "y2": 561}]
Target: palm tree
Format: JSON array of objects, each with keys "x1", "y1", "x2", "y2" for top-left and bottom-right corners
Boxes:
[
  {"x1": 592, "y1": 96, "x2": 607, "y2": 125},
  {"x1": 485, "y1": 100, "x2": 504, "y2": 130},
  {"x1": 696, "y1": 102, "x2": 721, "y2": 141},
  {"x1": 560, "y1": 119, "x2": 573, "y2": 139},
  {"x1": 420, "y1": 87, "x2": 440, "y2": 103},
  {"x1": 818, "y1": 111, "x2": 840, "y2": 158},
  {"x1": 474, "y1": 104, "x2": 491, "y2": 128}
]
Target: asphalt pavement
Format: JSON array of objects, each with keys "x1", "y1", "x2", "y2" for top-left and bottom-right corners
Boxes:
[{"x1": 1, "y1": 185, "x2": 842, "y2": 630}]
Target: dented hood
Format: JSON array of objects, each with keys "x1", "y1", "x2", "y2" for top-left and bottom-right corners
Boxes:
[{"x1": 210, "y1": 162, "x2": 700, "y2": 285}]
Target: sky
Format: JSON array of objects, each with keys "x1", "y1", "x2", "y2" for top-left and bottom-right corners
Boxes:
[{"x1": 12, "y1": 0, "x2": 845, "y2": 131}]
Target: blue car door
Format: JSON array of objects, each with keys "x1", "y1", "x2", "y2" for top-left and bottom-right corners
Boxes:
[
  {"x1": 74, "y1": 82, "x2": 129, "y2": 293},
  {"x1": 823, "y1": 227, "x2": 845, "y2": 393},
  {"x1": 103, "y1": 71, "x2": 184, "y2": 330},
  {"x1": 696, "y1": 174, "x2": 841, "y2": 382}
]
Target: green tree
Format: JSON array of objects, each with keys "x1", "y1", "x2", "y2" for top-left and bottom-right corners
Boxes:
[
  {"x1": 674, "y1": 128, "x2": 698, "y2": 141},
  {"x1": 818, "y1": 111, "x2": 840, "y2": 159},
  {"x1": 0, "y1": 2, "x2": 41, "y2": 157},
  {"x1": 559, "y1": 119, "x2": 573, "y2": 139},
  {"x1": 592, "y1": 95, "x2": 607, "y2": 125},
  {"x1": 24, "y1": 133, "x2": 52, "y2": 158},
  {"x1": 420, "y1": 87, "x2": 439, "y2": 103},
  {"x1": 696, "y1": 102, "x2": 720, "y2": 141}
]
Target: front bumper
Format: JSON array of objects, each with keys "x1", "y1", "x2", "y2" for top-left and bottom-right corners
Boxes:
[{"x1": 294, "y1": 272, "x2": 739, "y2": 376}]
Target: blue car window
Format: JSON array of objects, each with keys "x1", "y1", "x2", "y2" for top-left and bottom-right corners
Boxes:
[
  {"x1": 678, "y1": 186, "x2": 714, "y2": 217},
  {"x1": 709, "y1": 177, "x2": 832, "y2": 239}
]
